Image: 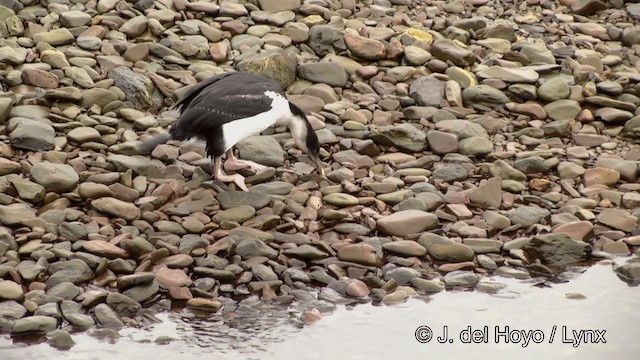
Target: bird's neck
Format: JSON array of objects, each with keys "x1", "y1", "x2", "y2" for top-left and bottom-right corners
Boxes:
[{"x1": 286, "y1": 114, "x2": 310, "y2": 153}]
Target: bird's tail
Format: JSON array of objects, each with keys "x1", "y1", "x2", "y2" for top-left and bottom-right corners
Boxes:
[{"x1": 138, "y1": 132, "x2": 172, "y2": 154}]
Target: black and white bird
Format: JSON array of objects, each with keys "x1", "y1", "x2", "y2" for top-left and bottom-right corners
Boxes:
[{"x1": 141, "y1": 72, "x2": 323, "y2": 191}]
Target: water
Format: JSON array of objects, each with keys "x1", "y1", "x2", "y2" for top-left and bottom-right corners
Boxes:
[{"x1": 1, "y1": 261, "x2": 638, "y2": 360}]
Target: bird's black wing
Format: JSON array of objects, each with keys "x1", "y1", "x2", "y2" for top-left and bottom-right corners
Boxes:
[{"x1": 170, "y1": 72, "x2": 284, "y2": 139}]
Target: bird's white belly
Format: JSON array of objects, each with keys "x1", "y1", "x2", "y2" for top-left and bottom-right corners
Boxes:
[
  {"x1": 221, "y1": 93, "x2": 290, "y2": 151},
  {"x1": 221, "y1": 111, "x2": 277, "y2": 151}
]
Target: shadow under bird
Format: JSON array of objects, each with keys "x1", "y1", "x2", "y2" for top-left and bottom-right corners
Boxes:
[{"x1": 140, "y1": 72, "x2": 323, "y2": 191}]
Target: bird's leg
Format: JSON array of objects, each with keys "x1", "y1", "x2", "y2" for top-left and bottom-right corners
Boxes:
[
  {"x1": 212, "y1": 156, "x2": 248, "y2": 191},
  {"x1": 223, "y1": 148, "x2": 267, "y2": 172}
]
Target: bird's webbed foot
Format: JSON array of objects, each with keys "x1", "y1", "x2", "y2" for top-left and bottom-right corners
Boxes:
[{"x1": 223, "y1": 149, "x2": 267, "y2": 172}]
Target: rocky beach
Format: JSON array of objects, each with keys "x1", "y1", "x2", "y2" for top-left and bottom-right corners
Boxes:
[{"x1": 0, "y1": 0, "x2": 640, "y2": 352}]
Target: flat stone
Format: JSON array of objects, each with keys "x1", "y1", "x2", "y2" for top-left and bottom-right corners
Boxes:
[
  {"x1": 345, "y1": 279, "x2": 370, "y2": 298},
  {"x1": 12, "y1": 316, "x2": 57, "y2": 334},
  {"x1": 370, "y1": 123, "x2": 427, "y2": 152},
  {"x1": 344, "y1": 33, "x2": 386, "y2": 60},
  {"x1": 94, "y1": 304, "x2": 123, "y2": 330},
  {"x1": 584, "y1": 167, "x2": 620, "y2": 187},
  {"x1": 553, "y1": 221, "x2": 594, "y2": 241},
  {"x1": 217, "y1": 191, "x2": 271, "y2": 209},
  {"x1": 0, "y1": 301, "x2": 26, "y2": 320},
  {"x1": 377, "y1": 210, "x2": 438, "y2": 236},
  {"x1": 236, "y1": 136, "x2": 285, "y2": 167},
  {"x1": 91, "y1": 198, "x2": 140, "y2": 221},
  {"x1": 597, "y1": 209, "x2": 638, "y2": 232},
  {"x1": 538, "y1": 76, "x2": 571, "y2": 101},
  {"x1": 468, "y1": 177, "x2": 502, "y2": 208},
  {"x1": 0, "y1": 280, "x2": 23, "y2": 300},
  {"x1": 382, "y1": 240, "x2": 427, "y2": 257},
  {"x1": 0, "y1": 203, "x2": 36, "y2": 226},
  {"x1": 524, "y1": 233, "x2": 591, "y2": 266},
  {"x1": 421, "y1": 235, "x2": 475, "y2": 262},
  {"x1": 544, "y1": 100, "x2": 581, "y2": 121},
  {"x1": 509, "y1": 206, "x2": 551, "y2": 227},
  {"x1": 235, "y1": 239, "x2": 278, "y2": 259},
  {"x1": 323, "y1": 193, "x2": 359, "y2": 207},
  {"x1": 443, "y1": 271, "x2": 479, "y2": 288},
  {"x1": 384, "y1": 268, "x2": 422, "y2": 286},
  {"x1": 337, "y1": 243, "x2": 381, "y2": 267},
  {"x1": 431, "y1": 39, "x2": 475, "y2": 66},
  {"x1": 299, "y1": 62, "x2": 348, "y2": 87},
  {"x1": 476, "y1": 66, "x2": 539, "y2": 83},
  {"x1": 10, "y1": 119, "x2": 55, "y2": 151}
]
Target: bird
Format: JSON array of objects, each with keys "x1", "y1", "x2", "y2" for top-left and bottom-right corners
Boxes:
[{"x1": 140, "y1": 71, "x2": 323, "y2": 191}]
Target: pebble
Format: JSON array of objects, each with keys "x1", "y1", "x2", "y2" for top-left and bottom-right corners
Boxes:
[
  {"x1": 376, "y1": 210, "x2": 438, "y2": 236},
  {"x1": 0, "y1": 281, "x2": 23, "y2": 300}
]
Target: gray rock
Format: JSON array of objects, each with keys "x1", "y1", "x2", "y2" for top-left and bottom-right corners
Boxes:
[
  {"x1": 258, "y1": 0, "x2": 300, "y2": 12},
  {"x1": 514, "y1": 156, "x2": 549, "y2": 174},
  {"x1": 10, "y1": 119, "x2": 55, "y2": 151},
  {"x1": 443, "y1": 271, "x2": 480, "y2": 287},
  {"x1": 383, "y1": 267, "x2": 422, "y2": 286},
  {"x1": 0, "y1": 203, "x2": 36, "y2": 226},
  {"x1": 58, "y1": 222, "x2": 88, "y2": 241},
  {"x1": 509, "y1": 206, "x2": 551, "y2": 227},
  {"x1": 236, "y1": 136, "x2": 285, "y2": 167},
  {"x1": 107, "y1": 292, "x2": 142, "y2": 316},
  {"x1": 47, "y1": 330, "x2": 75, "y2": 350},
  {"x1": 432, "y1": 164, "x2": 468, "y2": 182},
  {"x1": 622, "y1": 26, "x2": 640, "y2": 46},
  {"x1": 613, "y1": 262, "x2": 640, "y2": 285},
  {"x1": 436, "y1": 120, "x2": 489, "y2": 139},
  {"x1": 537, "y1": 76, "x2": 570, "y2": 101},
  {"x1": 409, "y1": 76, "x2": 446, "y2": 107},
  {"x1": 108, "y1": 66, "x2": 158, "y2": 112},
  {"x1": 236, "y1": 49, "x2": 297, "y2": 89},
  {"x1": 458, "y1": 136, "x2": 493, "y2": 156},
  {"x1": 282, "y1": 245, "x2": 330, "y2": 259},
  {"x1": 0, "y1": 300, "x2": 26, "y2": 320},
  {"x1": 430, "y1": 39, "x2": 475, "y2": 66},
  {"x1": 94, "y1": 303, "x2": 124, "y2": 330},
  {"x1": 519, "y1": 43, "x2": 555, "y2": 64},
  {"x1": 377, "y1": 210, "x2": 439, "y2": 236},
  {"x1": 0, "y1": 95, "x2": 16, "y2": 124},
  {"x1": 29, "y1": 162, "x2": 79, "y2": 193},
  {"x1": 421, "y1": 235, "x2": 475, "y2": 262},
  {"x1": 47, "y1": 282, "x2": 82, "y2": 300},
  {"x1": 524, "y1": 233, "x2": 591, "y2": 266},
  {"x1": 106, "y1": 154, "x2": 162, "y2": 177},
  {"x1": 307, "y1": 25, "x2": 346, "y2": 57},
  {"x1": 370, "y1": 123, "x2": 427, "y2": 152},
  {"x1": 217, "y1": 191, "x2": 271, "y2": 209},
  {"x1": 544, "y1": 100, "x2": 581, "y2": 121},
  {"x1": 251, "y1": 264, "x2": 279, "y2": 281},
  {"x1": 122, "y1": 282, "x2": 159, "y2": 302},
  {"x1": 462, "y1": 85, "x2": 510, "y2": 106},
  {"x1": 235, "y1": 239, "x2": 278, "y2": 259},
  {"x1": 299, "y1": 62, "x2": 348, "y2": 87},
  {"x1": 12, "y1": 316, "x2": 57, "y2": 334}
]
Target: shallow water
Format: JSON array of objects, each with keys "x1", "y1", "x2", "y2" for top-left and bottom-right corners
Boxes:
[{"x1": 1, "y1": 261, "x2": 638, "y2": 360}]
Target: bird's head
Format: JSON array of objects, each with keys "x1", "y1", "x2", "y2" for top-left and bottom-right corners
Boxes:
[{"x1": 288, "y1": 103, "x2": 324, "y2": 176}]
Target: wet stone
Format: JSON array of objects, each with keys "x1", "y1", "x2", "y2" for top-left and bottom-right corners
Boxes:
[
  {"x1": 94, "y1": 303, "x2": 124, "y2": 330},
  {"x1": 524, "y1": 233, "x2": 592, "y2": 266},
  {"x1": 12, "y1": 316, "x2": 57, "y2": 334},
  {"x1": 443, "y1": 271, "x2": 480, "y2": 288},
  {"x1": 384, "y1": 268, "x2": 422, "y2": 286}
]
